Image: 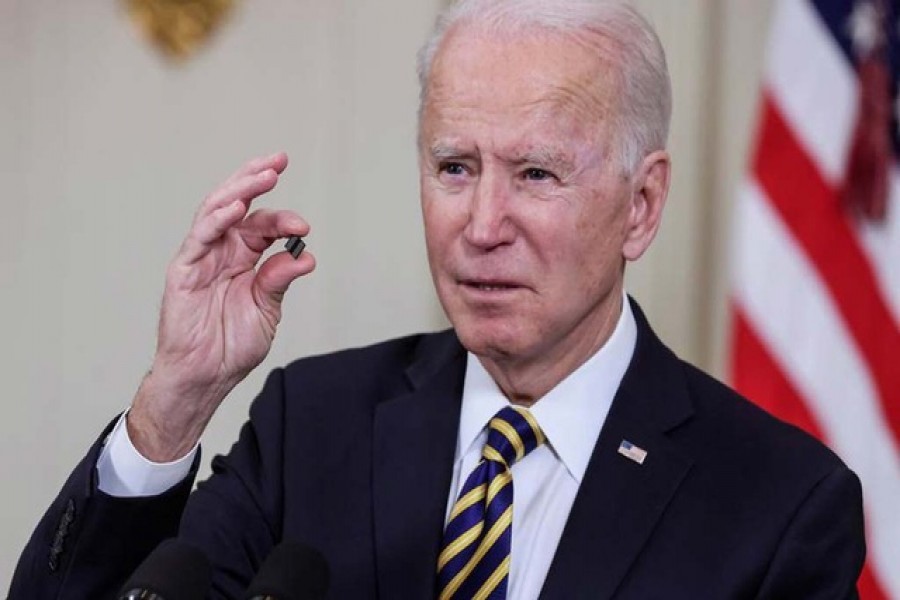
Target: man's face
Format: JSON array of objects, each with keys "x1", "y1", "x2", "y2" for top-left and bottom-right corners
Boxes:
[{"x1": 419, "y1": 28, "x2": 639, "y2": 374}]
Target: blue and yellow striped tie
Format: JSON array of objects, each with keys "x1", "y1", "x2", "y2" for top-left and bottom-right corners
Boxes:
[{"x1": 437, "y1": 406, "x2": 545, "y2": 600}]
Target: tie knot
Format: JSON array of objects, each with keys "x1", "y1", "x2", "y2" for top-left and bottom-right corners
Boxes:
[{"x1": 483, "y1": 406, "x2": 545, "y2": 469}]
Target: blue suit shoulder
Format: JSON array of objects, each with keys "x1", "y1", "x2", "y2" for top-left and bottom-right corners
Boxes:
[
  {"x1": 274, "y1": 329, "x2": 461, "y2": 412},
  {"x1": 676, "y1": 358, "x2": 848, "y2": 481}
]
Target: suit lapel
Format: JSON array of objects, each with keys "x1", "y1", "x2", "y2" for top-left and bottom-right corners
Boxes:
[
  {"x1": 540, "y1": 300, "x2": 695, "y2": 599},
  {"x1": 372, "y1": 332, "x2": 465, "y2": 599}
]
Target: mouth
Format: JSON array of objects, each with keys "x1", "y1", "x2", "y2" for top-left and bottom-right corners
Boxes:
[{"x1": 459, "y1": 278, "x2": 525, "y2": 292}]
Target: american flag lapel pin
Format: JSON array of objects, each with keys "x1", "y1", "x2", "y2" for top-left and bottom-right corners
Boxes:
[{"x1": 618, "y1": 440, "x2": 648, "y2": 465}]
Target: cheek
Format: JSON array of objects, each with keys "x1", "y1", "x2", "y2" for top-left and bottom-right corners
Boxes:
[
  {"x1": 565, "y1": 199, "x2": 628, "y2": 285},
  {"x1": 581, "y1": 180, "x2": 631, "y2": 242},
  {"x1": 421, "y1": 194, "x2": 461, "y2": 267}
]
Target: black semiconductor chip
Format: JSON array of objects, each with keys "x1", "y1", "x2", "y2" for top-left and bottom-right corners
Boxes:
[{"x1": 285, "y1": 236, "x2": 306, "y2": 259}]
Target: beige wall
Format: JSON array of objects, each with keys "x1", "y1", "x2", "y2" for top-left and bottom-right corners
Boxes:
[
  {"x1": 628, "y1": 0, "x2": 775, "y2": 375},
  {"x1": 0, "y1": 0, "x2": 774, "y2": 588}
]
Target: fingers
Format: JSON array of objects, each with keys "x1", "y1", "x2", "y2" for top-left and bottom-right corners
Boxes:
[
  {"x1": 224, "y1": 152, "x2": 288, "y2": 187},
  {"x1": 239, "y1": 209, "x2": 310, "y2": 253},
  {"x1": 254, "y1": 249, "x2": 317, "y2": 311},
  {"x1": 177, "y1": 200, "x2": 247, "y2": 264},
  {"x1": 197, "y1": 163, "x2": 280, "y2": 221},
  {"x1": 180, "y1": 153, "x2": 293, "y2": 264},
  {"x1": 195, "y1": 199, "x2": 250, "y2": 245}
]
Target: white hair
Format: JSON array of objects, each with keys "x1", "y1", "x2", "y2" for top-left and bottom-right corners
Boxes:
[{"x1": 416, "y1": 0, "x2": 672, "y2": 173}]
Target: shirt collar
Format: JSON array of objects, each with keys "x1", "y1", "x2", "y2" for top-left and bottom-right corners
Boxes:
[{"x1": 457, "y1": 295, "x2": 637, "y2": 483}]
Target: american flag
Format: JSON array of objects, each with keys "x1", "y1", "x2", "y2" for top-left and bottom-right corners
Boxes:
[
  {"x1": 729, "y1": 0, "x2": 899, "y2": 597},
  {"x1": 617, "y1": 440, "x2": 648, "y2": 465}
]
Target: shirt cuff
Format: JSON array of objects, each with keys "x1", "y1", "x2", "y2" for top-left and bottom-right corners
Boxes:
[{"x1": 96, "y1": 409, "x2": 198, "y2": 497}]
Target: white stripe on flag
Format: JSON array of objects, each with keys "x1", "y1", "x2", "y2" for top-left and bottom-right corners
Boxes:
[
  {"x1": 857, "y1": 168, "x2": 900, "y2": 329},
  {"x1": 733, "y1": 179, "x2": 900, "y2": 597},
  {"x1": 765, "y1": 0, "x2": 857, "y2": 184},
  {"x1": 767, "y1": 0, "x2": 900, "y2": 335}
]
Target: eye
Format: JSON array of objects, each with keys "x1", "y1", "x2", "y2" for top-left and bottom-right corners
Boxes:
[
  {"x1": 439, "y1": 162, "x2": 467, "y2": 176},
  {"x1": 523, "y1": 168, "x2": 554, "y2": 182}
]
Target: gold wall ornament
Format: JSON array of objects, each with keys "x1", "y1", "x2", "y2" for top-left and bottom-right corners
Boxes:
[{"x1": 124, "y1": 0, "x2": 237, "y2": 62}]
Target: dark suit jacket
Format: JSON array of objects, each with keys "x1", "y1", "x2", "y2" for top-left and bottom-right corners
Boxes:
[{"x1": 10, "y1": 301, "x2": 865, "y2": 599}]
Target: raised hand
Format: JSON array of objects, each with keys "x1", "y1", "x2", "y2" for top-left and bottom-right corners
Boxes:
[{"x1": 128, "y1": 152, "x2": 315, "y2": 461}]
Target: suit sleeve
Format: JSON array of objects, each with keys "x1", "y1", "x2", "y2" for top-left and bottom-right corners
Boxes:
[
  {"x1": 9, "y1": 365, "x2": 290, "y2": 600},
  {"x1": 176, "y1": 367, "x2": 289, "y2": 599},
  {"x1": 755, "y1": 465, "x2": 866, "y2": 599},
  {"x1": 8, "y1": 416, "x2": 198, "y2": 600}
]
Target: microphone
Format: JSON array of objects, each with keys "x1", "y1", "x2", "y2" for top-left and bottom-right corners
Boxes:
[
  {"x1": 244, "y1": 541, "x2": 330, "y2": 600},
  {"x1": 118, "y1": 538, "x2": 212, "y2": 600}
]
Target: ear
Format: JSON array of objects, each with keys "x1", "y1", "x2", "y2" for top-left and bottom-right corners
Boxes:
[{"x1": 622, "y1": 150, "x2": 671, "y2": 262}]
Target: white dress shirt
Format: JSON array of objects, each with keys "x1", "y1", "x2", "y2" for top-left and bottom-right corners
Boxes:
[
  {"x1": 98, "y1": 299, "x2": 637, "y2": 598},
  {"x1": 97, "y1": 410, "x2": 197, "y2": 497},
  {"x1": 446, "y1": 299, "x2": 636, "y2": 599}
]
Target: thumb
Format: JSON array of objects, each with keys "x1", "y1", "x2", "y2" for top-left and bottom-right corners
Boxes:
[{"x1": 253, "y1": 250, "x2": 317, "y2": 309}]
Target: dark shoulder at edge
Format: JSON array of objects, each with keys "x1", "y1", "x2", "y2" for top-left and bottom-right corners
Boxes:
[
  {"x1": 278, "y1": 328, "x2": 461, "y2": 401},
  {"x1": 676, "y1": 359, "x2": 850, "y2": 475}
]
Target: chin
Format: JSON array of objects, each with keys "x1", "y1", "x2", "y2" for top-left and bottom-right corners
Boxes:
[
  {"x1": 451, "y1": 316, "x2": 533, "y2": 362},
  {"x1": 437, "y1": 285, "x2": 538, "y2": 360}
]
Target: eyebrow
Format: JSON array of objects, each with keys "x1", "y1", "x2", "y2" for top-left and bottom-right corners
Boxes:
[
  {"x1": 429, "y1": 144, "x2": 572, "y2": 165},
  {"x1": 428, "y1": 143, "x2": 477, "y2": 161},
  {"x1": 427, "y1": 142, "x2": 579, "y2": 176},
  {"x1": 509, "y1": 147, "x2": 577, "y2": 174}
]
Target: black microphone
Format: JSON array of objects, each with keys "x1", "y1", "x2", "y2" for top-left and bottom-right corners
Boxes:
[
  {"x1": 244, "y1": 541, "x2": 330, "y2": 600},
  {"x1": 118, "y1": 538, "x2": 212, "y2": 600}
]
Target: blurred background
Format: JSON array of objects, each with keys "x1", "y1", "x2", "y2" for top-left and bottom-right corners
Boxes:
[{"x1": 2, "y1": 0, "x2": 896, "y2": 596}]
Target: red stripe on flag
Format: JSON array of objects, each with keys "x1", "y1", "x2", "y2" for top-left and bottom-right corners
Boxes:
[
  {"x1": 859, "y1": 563, "x2": 889, "y2": 600},
  {"x1": 729, "y1": 306, "x2": 890, "y2": 600},
  {"x1": 729, "y1": 305, "x2": 824, "y2": 440},
  {"x1": 752, "y1": 93, "x2": 900, "y2": 449}
]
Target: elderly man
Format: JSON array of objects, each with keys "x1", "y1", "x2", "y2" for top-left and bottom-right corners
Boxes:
[{"x1": 11, "y1": 0, "x2": 864, "y2": 598}]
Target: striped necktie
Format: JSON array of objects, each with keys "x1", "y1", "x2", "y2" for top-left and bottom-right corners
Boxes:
[{"x1": 437, "y1": 405, "x2": 545, "y2": 600}]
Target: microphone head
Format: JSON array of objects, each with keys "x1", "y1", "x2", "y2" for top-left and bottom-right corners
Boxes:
[
  {"x1": 119, "y1": 538, "x2": 212, "y2": 600},
  {"x1": 244, "y1": 541, "x2": 330, "y2": 600}
]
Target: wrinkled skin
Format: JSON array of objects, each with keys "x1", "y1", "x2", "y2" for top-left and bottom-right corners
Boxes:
[
  {"x1": 129, "y1": 153, "x2": 315, "y2": 461},
  {"x1": 419, "y1": 28, "x2": 670, "y2": 403}
]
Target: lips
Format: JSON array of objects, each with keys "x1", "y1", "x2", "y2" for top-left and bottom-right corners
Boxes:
[{"x1": 459, "y1": 278, "x2": 525, "y2": 291}]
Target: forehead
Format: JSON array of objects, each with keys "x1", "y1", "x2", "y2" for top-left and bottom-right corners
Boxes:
[{"x1": 421, "y1": 26, "x2": 619, "y2": 144}]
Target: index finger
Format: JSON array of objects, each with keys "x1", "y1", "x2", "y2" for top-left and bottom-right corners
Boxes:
[
  {"x1": 196, "y1": 152, "x2": 289, "y2": 221},
  {"x1": 223, "y1": 152, "x2": 289, "y2": 187},
  {"x1": 196, "y1": 167, "x2": 280, "y2": 222}
]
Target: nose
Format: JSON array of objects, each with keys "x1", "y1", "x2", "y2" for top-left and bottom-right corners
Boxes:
[{"x1": 463, "y1": 172, "x2": 516, "y2": 250}]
